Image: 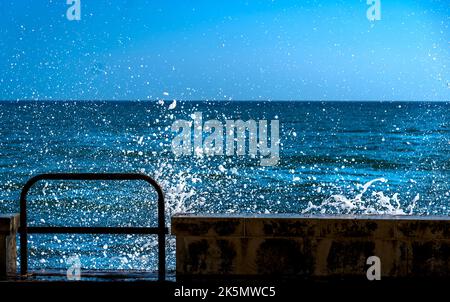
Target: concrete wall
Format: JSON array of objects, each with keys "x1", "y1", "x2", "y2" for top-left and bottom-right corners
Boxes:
[
  {"x1": 0, "y1": 214, "x2": 19, "y2": 279},
  {"x1": 172, "y1": 214, "x2": 450, "y2": 279}
]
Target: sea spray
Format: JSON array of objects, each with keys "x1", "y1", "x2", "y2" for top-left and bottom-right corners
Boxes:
[{"x1": 302, "y1": 178, "x2": 419, "y2": 215}]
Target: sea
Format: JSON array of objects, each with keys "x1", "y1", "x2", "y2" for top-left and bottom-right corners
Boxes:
[{"x1": 0, "y1": 100, "x2": 449, "y2": 273}]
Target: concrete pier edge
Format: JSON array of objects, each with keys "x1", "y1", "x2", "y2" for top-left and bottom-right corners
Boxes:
[
  {"x1": 171, "y1": 214, "x2": 450, "y2": 279},
  {"x1": 0, "y1": 214, "x2": 19, "y2": 279},
  {"x1": 2, "y1": 213, "x2": 450, "y2": 280}
]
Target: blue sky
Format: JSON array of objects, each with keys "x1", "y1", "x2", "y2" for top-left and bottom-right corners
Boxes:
[{"x1": 0, "y1": 0, "x2": 449, "y2": 101}]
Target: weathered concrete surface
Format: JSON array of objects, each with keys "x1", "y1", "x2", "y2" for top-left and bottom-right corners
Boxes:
[
  {"x1": 172, "y1": 214, "x2": 450, "y2": 279},
  {"x1": 0, "y1": 214, "x2": 19, "y2": 279}
]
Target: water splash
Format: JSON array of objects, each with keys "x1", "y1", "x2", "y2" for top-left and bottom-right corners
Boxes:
[
  {"x1": 302, "y1": 178, "x2": 419, "y2": 215},
  {"x1": 153, "y1": 162, "x2": 204, "y2": 219}
]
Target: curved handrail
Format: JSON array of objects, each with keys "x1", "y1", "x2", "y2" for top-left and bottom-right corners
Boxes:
[{"x1": 19, "y1": 173, "x2": 166, "y2": 281}]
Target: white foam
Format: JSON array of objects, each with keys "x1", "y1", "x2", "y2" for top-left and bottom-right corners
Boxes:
[{"x1": 302, "y1": 178, "x2": 419, "y2": 215}]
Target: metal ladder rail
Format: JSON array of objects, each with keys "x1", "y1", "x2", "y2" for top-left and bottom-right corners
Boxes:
[{"x1": 19, "y1": 173, "x2": 167, "y2": 281}]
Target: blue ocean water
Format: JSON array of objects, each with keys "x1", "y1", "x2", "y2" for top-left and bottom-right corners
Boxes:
[{"x1": 0, "y1": 101, "x2": 449, "y2": 272}]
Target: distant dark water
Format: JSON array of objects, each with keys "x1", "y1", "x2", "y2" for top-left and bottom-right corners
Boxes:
[{"x1": 0, "y1": 101, "x2": 449, "y2": 272}]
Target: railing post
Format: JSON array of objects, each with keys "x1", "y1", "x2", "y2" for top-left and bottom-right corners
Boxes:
[{"x1": 0, "y1": 214, "x2": 20, "y2": 279}]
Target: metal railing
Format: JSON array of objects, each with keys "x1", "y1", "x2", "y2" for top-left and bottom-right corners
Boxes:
[{"x1": 19, "y1": 173, "x2": 168, "y2": 281}]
